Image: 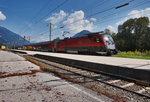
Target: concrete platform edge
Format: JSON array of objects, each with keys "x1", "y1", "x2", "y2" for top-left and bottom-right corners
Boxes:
[{"x1": 33, "y1": 54, "x2": 150, "y2": 85}]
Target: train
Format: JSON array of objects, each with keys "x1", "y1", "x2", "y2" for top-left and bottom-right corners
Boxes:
[
  {"x1": 1, "y1": 45, "x2": 6, "y2": 50},
  {"x1": 18, "y1": 31, "x2": 118, "y2": 56}
]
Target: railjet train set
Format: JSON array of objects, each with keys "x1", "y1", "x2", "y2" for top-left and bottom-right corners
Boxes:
[{"x1": 18, "y1": 31, "x2": 118, "y2": 56}]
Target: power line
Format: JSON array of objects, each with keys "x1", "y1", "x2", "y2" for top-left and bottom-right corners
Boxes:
[
  {"x1": 32, "y1": 0, "x2": 146, "y2": 41},
  {"x1": 26, "y1": 0, "x2": 124, "y2": 40},
  {"x1": 22, "y1": 0, "x2": 68, "y2": 34},
  {"x1": 86, "y1": 0, "x2": 127, "y2": 18},
  {"x1": 22, "y1": 0, "x2": 53, "y2": 34},
  {"x1": 51, "y1": 11, "x2": 150, "y2": 38},
  {"x1": 33, "y1": 0, "x2": 132, "y2": 39},
  {"x1": 29, "y1": 30, "x2": 49, "y2": 42},
  {"x1": 51, "y1": 0, "x2": 149, "y2": 38},
  {"x1": 34, "y1": 0, "x2": 68, "y2": 24},
  {"x1": 52, "y1": 0, "x2": 124, "y2": 30},
  {"x1": 83, "y1": 0, "x2": 125, "y2": 15},
  {"x1": 29, "y1": 0, "x2": 53, "y2": 23},
  {"x1": 83, "y1": 0, "x2": 107, "y2": 12},
  {"x1": 36, "y1": 30, "x2": 49, "y2": 36},
  {"x1": 95, "y1": 0, "x2": 146, "y2": 22},
  {"x1": 95, "y1": 0, "x2": 150, "y2": 24},
  {"x1": 58, "y1": 0, "x2": 134, "y2": 30},
  {"x1": 95, "y1": 10, "x2": 150, "y2": 26}
]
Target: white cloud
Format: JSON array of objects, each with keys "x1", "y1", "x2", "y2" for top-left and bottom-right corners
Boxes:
[
  {"x1": 116, "y1": 8, "x2": 150, "y2": 26},
  {"x1": 44, "y1": 10, "x2": 96, "y2": 39},
  {"x1": 63, "y1": 10, "x2": 95, "y2": 34},
  {"x1": 46, "y1": 10, "x2": 67, "y2": 25},
  {"x1": 90, "y1": 18, "x2": 96, "y2": 22},
  {"x1": 0, "y1": 11, "x2": 6, "y2": 21},
  {"x1": 106, "y1": 25, "x2": 117, "y2": 33},
  {"x1": 128, "y1": 8, "x2": 150, "y2": 18}
]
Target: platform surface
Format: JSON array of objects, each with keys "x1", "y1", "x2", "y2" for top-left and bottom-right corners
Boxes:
[
  {"x1": 0, "y1": 50, "x2": 112, "y2": 102},
  {"x1": 12, "y1": 50, "x2": 150, "y2": 71}
]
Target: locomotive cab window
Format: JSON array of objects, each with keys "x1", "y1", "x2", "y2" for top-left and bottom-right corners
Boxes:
[{"x1": 94, "y1": 38, "x2": 103, "y2": 43}]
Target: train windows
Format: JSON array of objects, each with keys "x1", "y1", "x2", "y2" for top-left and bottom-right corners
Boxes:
[
  {"x1": 94, "y1": 38, "x2": 103, "y2": 43},
  {"x1": 96, "y1": 38, "x2": 100, "y2": 42}
]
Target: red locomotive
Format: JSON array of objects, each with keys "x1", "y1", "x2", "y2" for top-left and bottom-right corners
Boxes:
[{"x1": 21, "y1": 31, "x2": 117, "y2": 56}]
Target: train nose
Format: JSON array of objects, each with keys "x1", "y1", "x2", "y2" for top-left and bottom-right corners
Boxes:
[{"x1": 106, "y1": 41, "x2": 115, "y2": 50}]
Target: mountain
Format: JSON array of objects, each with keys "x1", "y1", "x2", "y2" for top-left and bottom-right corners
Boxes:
[
  {"x1": 0, "y1": 26, "x2": 29, "y2": 47},
  {"x1": 72, "y1": 30, "x2": 91, "y2": 38}
]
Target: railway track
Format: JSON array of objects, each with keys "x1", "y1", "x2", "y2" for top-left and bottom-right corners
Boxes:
[{"x1": 22, "y1": 54, "x2": 150, "y2": 101}]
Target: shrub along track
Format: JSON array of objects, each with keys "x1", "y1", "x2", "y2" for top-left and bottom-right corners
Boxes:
[{"x1": 21, "y1": 54, "x2": 150, "y2": 102}]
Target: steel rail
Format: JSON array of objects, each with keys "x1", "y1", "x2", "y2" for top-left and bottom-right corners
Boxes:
[{"x1": 26, "y1": 55, "x2": 150, "y2": 99}]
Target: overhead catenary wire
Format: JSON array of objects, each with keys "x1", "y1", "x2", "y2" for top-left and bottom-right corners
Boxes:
[
  {"x1": 95, "y1": 10, "x2": 150, "y2": 26},
  {"x1": 48, "y1": 0, "x2": 126, "y2": 31},
  {"x1": 23, "y1": 0, "x2": 126, "y2": 42},
  {"x1": 31, "y1": 0, "x2": 149, "y2": 41},
  {"x1": 83, "y1": 0, "x2": 107, "y2": 12},
  {"x1": 22, "y1": 0, "x2": 68, "y2": 34},
  {"x1": 57, "y1": 0, "x2": 134, "y2": 30},
  {"x1": 34, "y1": 0, "x2": 68, "y2": 24},
  {"x1": 25, "y1": 0, "x2": 125, "y2": 39},
  {"x1": 53, "y1": 0, "x2": 109, "y2": 30},
  {"x1": 85, "y1": 0, "x2": 132, "y2": 18},
  {"x1": 50, "y1": 0, "x2": 149, "y2": 38},
  {"x1": 57, "y1": 0, "x2": 146, "y2": 32},
  {"x1": 33, "y1": 6, "x2": 149, "y2": 42},
  {"x1": 33, "y1": 0, "x2": 136, "y2": 39},
  {"x1": 95, "y1": 0, "x2": 149, "y2": 24},
  {"x1": 22, "y1": 0, "x2": 53, "y2": 34}
]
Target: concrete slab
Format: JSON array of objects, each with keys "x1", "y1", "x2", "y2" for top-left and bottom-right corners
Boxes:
[
  {"x1": 12, "y1": 50, "x2": 150, "y2": 71},
  {"x1": 0, "y1": 50, "x2": 113, "y2": 102},
  {"x1": 0, "y1": 50, "x2": 25, "y2": 62},
  {"x1": 11, "y1": 50, "x2": 150, "y2": 82},
  {"x1": 0, "y1": 61, "x2": 39, "y2": 76}
]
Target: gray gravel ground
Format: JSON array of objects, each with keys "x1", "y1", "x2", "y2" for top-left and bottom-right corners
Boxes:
[
  {"x1": 0, "y1": 50, "x2": 113, "y2": 102},
  {"x1": 26, "y1": 54, "x2": 150, "y2": 102}
]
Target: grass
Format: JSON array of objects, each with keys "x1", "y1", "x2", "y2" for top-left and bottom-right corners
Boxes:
[{"x1": 113, "y1": 50, "x2": 150, "y2": 60}]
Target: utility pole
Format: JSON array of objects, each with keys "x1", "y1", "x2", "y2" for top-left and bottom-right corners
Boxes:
[
  {"x1": 29, "y1": 36, "x2": 30, "y2": 43},
  {"x1": 49, "y1": 23, "x2": 52, "y2": 41},
  {"x1": 24, "y1": 36, "x2": 26, "y2": 46},
  {"x1": 48, "y1": 23, "x2": 63, "y2": 41}
]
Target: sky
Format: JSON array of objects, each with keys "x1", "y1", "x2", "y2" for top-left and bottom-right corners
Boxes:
[{"x1": 0, "y1": 0, "x2": 150, "y2": 42}]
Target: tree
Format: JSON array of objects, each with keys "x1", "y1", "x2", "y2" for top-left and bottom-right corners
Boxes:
[
  {"x1": 104, "y1": 28, "x2": 117, "y2": 42},
  {"x1": 116, "y1": 17, "x2": 150, "y2": 51}
]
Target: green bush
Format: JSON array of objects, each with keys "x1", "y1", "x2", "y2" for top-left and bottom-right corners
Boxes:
[{"x1": 117, "y1": 50, "x2": 150, "y2": 56}]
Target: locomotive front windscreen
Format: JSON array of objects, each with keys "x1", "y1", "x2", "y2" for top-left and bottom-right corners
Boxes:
[
  {"x1": 104, "y1": 34, "x2": 115, "y2": 50},
  {"x1": 104, "y1": 35, "x2": 114, "y2": 44}
]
